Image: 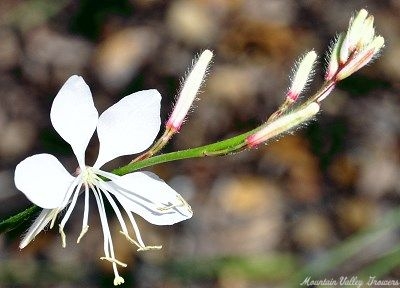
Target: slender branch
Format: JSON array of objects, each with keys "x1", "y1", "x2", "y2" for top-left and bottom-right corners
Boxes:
[{"x1": 112, "y1": 127, "x2": 258, "y2": 175}]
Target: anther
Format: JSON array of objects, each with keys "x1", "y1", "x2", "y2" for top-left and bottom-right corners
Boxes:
[
  {"x1": 137, "y1": 245, "x2": 163, "y2": 251},
  {"x1": 157, "y1": 195, "x2": 192, "y2": 214},
  {"x1": 114, "y1": 276, "x2": 125, "y2": 286},
  {"x1": 100, "y1": 257, "x2": 127, "y2": 267},
  {"x1": 120, "y1": 231, "x2": 162, "y2": 251}
]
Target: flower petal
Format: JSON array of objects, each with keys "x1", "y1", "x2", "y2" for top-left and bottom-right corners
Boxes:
[
  {"x1": 94, "y1": 89, "x2": 161, "y2": 168},
  {"x1": 107, "y1": 172, "x2": 193, "y2": 225},
  {"x1": 15, "y1": 154, "x2": 75, "y2": 209},
  {"x1": 50, "y1": 75, "x2": 98, "y2": 168}
]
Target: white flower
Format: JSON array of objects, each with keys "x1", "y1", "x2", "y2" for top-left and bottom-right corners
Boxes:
[{"x1": 14, "y1": 75, "x2": 193, "y2": 286}]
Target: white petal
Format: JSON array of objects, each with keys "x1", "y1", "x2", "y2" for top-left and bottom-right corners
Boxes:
[
  {"x1": 94, "y1": 89, "x2": 161, "y2": 168},
  {"x1": 107, "y1": 172, "x2": 192, "y2": 225},
  {"x1": 50, "y1": 75, "x2": 98, "y2": 168},
  {"x1": 15, "y1": 154, "x2": 75, "y2": 209}
]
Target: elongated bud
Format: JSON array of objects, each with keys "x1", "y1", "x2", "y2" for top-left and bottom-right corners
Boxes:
[
  {"x1": 340, "y1": 9, "x2": 369, "y2": 64},
  {"x1": 287, "y1": 51, "x2": 317, "y2": 102},
  {"x1": 246, "y1": 102, "x2": 320, "y2": 148},
  {"x1": 166, "y1": 50, "x2": 213, "y2": 131},
  {"x1": 359, "y1": 15, "x2": 375, "y2": 48},
  {"x1": 325, "y1": 33, "x2": 344, "y2": 81},
  {"x1": 336, "y1": 36, "x2": 384, "y2": 81}
]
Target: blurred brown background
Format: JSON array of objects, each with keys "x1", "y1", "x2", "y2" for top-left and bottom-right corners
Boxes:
[{"x1": 0, "y1": 0, "x2": 399, "y2": 287}]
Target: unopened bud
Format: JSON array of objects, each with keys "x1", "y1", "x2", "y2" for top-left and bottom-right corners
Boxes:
[
  {"x1": 336, "y1": 36, "x2": 384, "y2": 81},
  {"x1": 358, "y1": 15, "x2": 375, "y2": 48},
  {"x1": 246, "y1": 102, "x2": 320, "y2": 148},
  {"x1": 325, "y1": 33, "x2": 344, "y2": 81},
  {"x1": 166, "y1": 50, "x2": 213, "y2": 131},
  {"x1": 287, "y1": 51, "x2": 317, "y2": 102},
  {"x1": 340, "y1": 9, "x2": 369, "y2": 63},
  {"x1": 328, "y1": 9, "x2": 384, "y2": 82}
]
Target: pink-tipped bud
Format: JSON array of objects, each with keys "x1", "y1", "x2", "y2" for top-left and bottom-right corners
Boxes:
[
  {"x1": 246, "y1": 102, "x2": 320, "y2": 148},
  {"x1": 286, "y1": 51, "x2": 317, "y2": 102},
  {"x1": 166, "y1": 50, "x2": 213, "y2": 131}
]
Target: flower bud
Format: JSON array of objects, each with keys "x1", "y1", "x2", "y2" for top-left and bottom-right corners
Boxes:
[
  {"x1": 325, "y1": 33, "x2": 344, "y2": 81},
  {"x1": 328, "y1": 9, "x2": 384, "y2": 82},
  {"x1": 246, "y1": 102, "x2": 320, "y2": 148},
  {"x1": 358, "y1": 15, "x2": 375, "y2": 48},
  {"x1": 287, "y1": 51, "x2": 317, "y2": 102},
  {"x1": 166, "y1": 50, "x2": 213, "y2": 131},
  {"x1": 336, "y1": 36, "x2": 384, "y2": 81},
  {"x1": 340, "y1": 9, "x2": 369, "y2": 64}
]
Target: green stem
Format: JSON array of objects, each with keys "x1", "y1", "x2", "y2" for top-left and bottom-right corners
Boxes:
[{"x1": 112, "y1": 127, "x2": 258, "y2": 175}]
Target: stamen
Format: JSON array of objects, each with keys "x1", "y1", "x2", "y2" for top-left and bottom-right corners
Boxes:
[
  {"x1": 59, "y1": 224, "x2": 66, "y2": 248},
  {"x1": 158, "y1": 203, "x2": 183, "y2": 212},
  {"x1": 50, "y1": 209, "x2": 60, "y2": 229},
  {"x1": 77, "y1": 225, "x2": 89, "y2": 243},
  {"x1": 119, "y1": 203, "x2": 147, "y2": 248},
  {"x1": 96, "y1": 180, "x2": 129, "y2": 236},
  {"x1": 157, "y1": 204, "x2": 182, "y2": 211},
  {"x1": 59, "y1": 174, "x2": 83, "y2": 209},
  {"x1": 58, "y1": 181, "x2": 83, "y2": 247},
  {"x1": 118, "y1": 202, "x2": 163, "y2": 250},
  {"x1": 100, "y1": 257, "x2": 127, "y2": 267},
  {"x1": 96, "y1": 177, "x2": 163, "y2": 252},
  {"x1": 91, "y1": 184, "x2": 111, "y2": 258},
  {"x1": 92, "y1": 168, "x2": 120, "y2": 181},
  {"x1": 158, "y1": 195, "x2": 193, "y2": 215},
  {"x1": 120, "y1": 231, "x2": 162, "y2": 251},
  {"x1": 91, "y1": 184, "x2": 124, "y2": 285},
  {"x1": 50, "y1": 176, "x2": 82, "y2": 230},
  {"x1": 77, "y1": 183, "x2": 90, "y2": 243}
]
